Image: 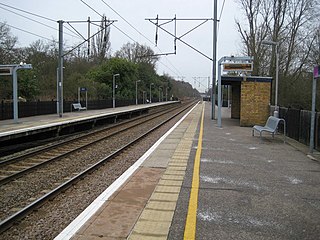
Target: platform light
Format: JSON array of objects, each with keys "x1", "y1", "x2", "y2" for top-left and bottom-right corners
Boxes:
[
  {"x1": 262, "y1": 39, "x2": 279, "y2": 117},
  {"x1": 136, "y1": 80, "x2": 141, "y2": 105},
  {"x1": 149, "y1": 83, "x2": 154, "y2": 103},
  {"x1": 113, "y1": 74, "x2": 120, "y2": 108}
]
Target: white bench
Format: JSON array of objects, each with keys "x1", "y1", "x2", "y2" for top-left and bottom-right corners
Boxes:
[
  {"x1": 71, "y1": 103, "x2": 87, "y2": 111},
  {"x1": 252, "y1": 116, "x2": 286, "y2": 142}
]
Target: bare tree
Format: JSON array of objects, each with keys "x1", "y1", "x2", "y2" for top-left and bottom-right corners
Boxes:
[
  {"x1": 281, "y1": 0, "x2": 316, "y2": 76},
  {"x1": 90, "y1": 15, "x2": 111, "y2": 63},
  {"x1": 235, "y1": 0, "x2": 319, "y2": 108},
  {"x1": 114, "y1": 42, "x2": 159, "y2": 68},
  {"x1": 235, "y1": 0, "x2": 269, "y2": 75},
  {"x1": 0, "y1": 22, "x2": 18, "y2": 64}
]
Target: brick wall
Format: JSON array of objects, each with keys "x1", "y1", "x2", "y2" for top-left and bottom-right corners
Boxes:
[{"x1": 240, "y1": 81, "x2": 271, "y2": 126}]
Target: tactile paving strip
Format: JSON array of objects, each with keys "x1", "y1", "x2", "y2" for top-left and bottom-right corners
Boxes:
[{"x1": 128, "y1": 103, "x2": 203, "y2": 239}]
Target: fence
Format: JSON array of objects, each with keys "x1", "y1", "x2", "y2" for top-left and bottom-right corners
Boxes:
[
  {"x1": 0, "y1": 98, "x2": 138, "y2": 120},
  {"x1": 275, "y1": 106, "x2": 319, "y2": 151},
  {"x1": 1, "y1": 101, "x2": 318, "y2": 151}
]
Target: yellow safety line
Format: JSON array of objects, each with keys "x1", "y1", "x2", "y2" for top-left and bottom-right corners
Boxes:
[{"x1": 184, "y1": 103, "x2": 205, "y2": 240}]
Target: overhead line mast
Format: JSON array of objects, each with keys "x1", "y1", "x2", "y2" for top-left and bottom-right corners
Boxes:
[
  {"x1": 146, "y1": 8, "x2": 218, "y2": 120},
  {"x1": 57, "y1": 18, "x2": 117, "y2": 118},
  {"x1": 146, "y1": 16, "x2": 214, "y2": 60}
]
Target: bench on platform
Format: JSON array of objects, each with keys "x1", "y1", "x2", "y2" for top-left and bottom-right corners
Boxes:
[
  {"x1": 252, "y1": 116, "x2": 286, "y2": 142},
  {"x1": 71, "y1": 103, "x2": 86, "y2": 111}
]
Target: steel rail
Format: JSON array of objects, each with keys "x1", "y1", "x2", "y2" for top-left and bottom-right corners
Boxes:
[
  {"x1": 0, "y1": 103, "x2": 179, "y2": 167},
  {"x1": 0, "y1": 101, "x2": 196, "y2": 233},
  {"x1": 0, "y1": 103, "x2": 184, "y2": 186}
]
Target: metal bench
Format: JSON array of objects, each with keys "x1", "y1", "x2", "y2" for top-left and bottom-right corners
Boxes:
[
  {"x1": 71, "y1": 103, "x2": 87, "y2": 111},
  {"x1": 252, "y1": 116, "x2": 286, "y2": 142}
]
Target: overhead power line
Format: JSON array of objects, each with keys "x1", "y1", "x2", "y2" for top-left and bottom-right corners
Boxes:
[
  {"x1": 79, "y1": 0, "x2": 182, "y2": 77},
  {"x1": 0, "y1": 5, "x2": 82, "y2": 40},
  {"x1": 80, "y1": 0, "x2": 103, "y2": 18},
  {"x1": 219, "y1": 0, "x2": 226, "y2": 21},
  {"x1": 0, "y1": 5, "x2": 56, "y2": 30},
  {"x1": 100, "y1": 0, "x2": 153, "y2": 46},
  {"x1": 0, "y1": 2, "x2": 85, "y2": 40},
  {"x1": 98, "y1": 0, "x2": 183, "y2": 76},
  {"x1": 0, "y1": 2, "x2": 55, "y2": 22},
  {"x1": 217, "y1": 0, "x2": 226, "y2": 35},
  {"x1": 0, "y1": 21, "x2": 56, "y2": 43},
  {"x1": 113, "y1": 25, "x2": 137, "y2": 43}
]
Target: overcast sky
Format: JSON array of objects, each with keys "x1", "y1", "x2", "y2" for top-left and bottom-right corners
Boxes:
[{"x1": 0, "y1": 0, "x2": 244, "y2": 92}]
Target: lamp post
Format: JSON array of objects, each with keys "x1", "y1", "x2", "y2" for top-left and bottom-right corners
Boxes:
[
  {"x1": 150, "y1": 83, "x2": 154, "y2": 103},
  {"x1": 165, "y1": 87, "x2": 168, "y2": 101},
  {"x1": 56, "y1": 66, "x2": 65, "y2": 115},
  {"x1": 143, "y1": 91, "x2": 146, "y2": 104},
  {"x1": 113, "y1": 73, "x2": 120, "y2": 108},
  {"x1": 262, "y1": 39, "x2": 279, "y2": 117},
  {"x1": 136, "y1": 80, "x2": 141, "y2": 105},
  {"x1": 159, "y1": 86, "x2": 162, "y2": 102}
]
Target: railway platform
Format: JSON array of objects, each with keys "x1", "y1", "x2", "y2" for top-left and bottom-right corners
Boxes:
[
  {"x1": 0, "y1": 102, "x2": 176, "y2": 143},
  {"x1": 55, "y1": 102, "x2": 320, "y2": 240}
]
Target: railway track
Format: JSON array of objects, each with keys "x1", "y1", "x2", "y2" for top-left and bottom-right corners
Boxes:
[
  {"x1": 0, "y1": 102, "x2": 182, "y2": 186},
  {"x1": 0, "y1": 101, "x2": 197, "y2": 234}
]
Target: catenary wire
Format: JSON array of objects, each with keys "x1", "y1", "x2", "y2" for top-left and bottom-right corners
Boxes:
[
  {"x1": 80, "y1": 0, "x2": 103, "y2": 18},
  {"x1": 79, "y1": 0, "x2": 182, "y2": 77},
  {"x1": 217, "y1": 0, "x2": 226, "y2": 35},
  {"x1": 0, "y1": 2, "x2": 55, "y2": 22},
  {"x1": 0, "y1": 20, "x2": 78, "y2": 51},
  {"x1": 0, "y1": 21, "x2": 57, "y2": 43},
  {"x1": 219, "y1": 0, "x2": 226, "y2": 21},
  {"x1": 98, "y1": 0, "x2": 183, "y2": 76},
  {"x1": 0, "y1": 2, "x2": 84, "y2": 40},
  {"x1": 0, "y1": 5, "x2": 82, "y2": 40},
  {"x1": 113, "y1": 25, "x2": 137, "y2": 43}
]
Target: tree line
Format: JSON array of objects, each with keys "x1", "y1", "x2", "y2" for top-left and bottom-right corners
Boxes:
[
  {"x1": 236, "y1": 0, "x2": 320, "y2": 110},
  {"x1": 0, "y1": 19, "x2": 198, "y2": 103}
]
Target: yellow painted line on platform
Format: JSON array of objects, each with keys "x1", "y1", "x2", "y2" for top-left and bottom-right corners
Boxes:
[{"x1": 184, "y1": 103, "x2": 205, "y2": 240}]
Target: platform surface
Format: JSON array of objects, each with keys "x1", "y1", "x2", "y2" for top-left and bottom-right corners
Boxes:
[
  {"x1": 170, "y1": 103, "x2": 320, "y2": 239},
  {"x1": 52, "y1": 102, "x2": 319, "y2": 239},
  {"x1": 0, "y1": 102, "x2": 173, "y2": 138}
]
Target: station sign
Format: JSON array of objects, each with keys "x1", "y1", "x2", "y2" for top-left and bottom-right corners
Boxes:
[
  {"x1": 80, "y1": 87, "x2": 87, "y2": 92},
  {"x1": 0, "y1": 67, "x2": 12, "y2": 75},
  {"x1": 223, "y1": 63, "x2": 253, "y2": 72}
]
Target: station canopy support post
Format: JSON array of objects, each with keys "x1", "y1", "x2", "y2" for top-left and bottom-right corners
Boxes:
[{"x1": 0, "y1": 64, "x2": 32, "y2": 123}]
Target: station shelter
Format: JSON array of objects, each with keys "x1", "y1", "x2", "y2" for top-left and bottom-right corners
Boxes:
[{"x1": 221, "y1": 75, "x2": 272, "y2": 127}]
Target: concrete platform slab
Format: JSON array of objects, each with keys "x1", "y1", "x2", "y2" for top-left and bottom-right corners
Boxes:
[
  {"x1": 169, "y1": 103, "x2": 320, "y2": 240},
  {"x1": 71, "y1": 167, "x2": 164, "y2": 240}
]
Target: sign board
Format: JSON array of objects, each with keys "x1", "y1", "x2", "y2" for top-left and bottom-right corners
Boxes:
[
  {"x1": 0, "y1": 67, "x2": 12, "y2": 75},
  {"x1": 80, "y1": 87, "x2": 87, "y2": 92},
  {"x1": 223, "y1": 63, "x2": 253, "y2": 72},
  {"x1": 314, "y1": 65, "x2": 319, "y2": 78}
]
